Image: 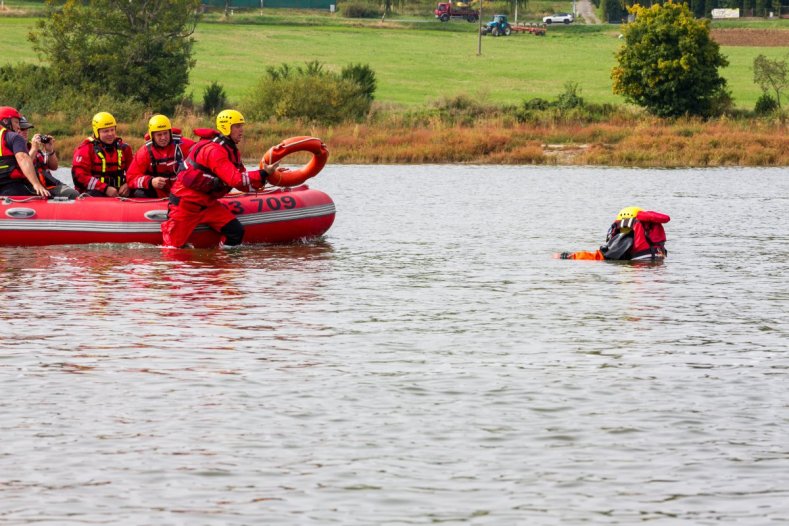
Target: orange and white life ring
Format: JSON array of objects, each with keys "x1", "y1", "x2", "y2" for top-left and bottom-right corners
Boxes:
[{"x1": 261, "y1": 136, "x2": 329, "y2": 187}]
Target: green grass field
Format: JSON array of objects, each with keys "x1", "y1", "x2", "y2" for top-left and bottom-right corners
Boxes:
[{"x1": 2, "y1": 14, "x2": 788, "y2": 110}]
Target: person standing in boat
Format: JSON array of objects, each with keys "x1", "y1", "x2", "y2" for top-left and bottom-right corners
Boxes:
[
  {"x1": 16, "y1": 116, "x2": 79, "y2": 199},
  {"x1": 127, "y1": 114, "x2": 196, "y2": 198},
  {"x1": 71, "y1": 112, "x2": 133, "y2": 197},
  {"x1": 161, "y1": 109, "x2": 279, "y2": 248},
  {"x1": 0, "y1": 106, "x2": 50, "y2": 198},
  {"x1": 557, "y1": 207, "x2": 670, "y2": 261}
]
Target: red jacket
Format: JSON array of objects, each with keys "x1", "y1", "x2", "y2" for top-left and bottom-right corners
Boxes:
[
  {"x1": 71, "y1": 137, "x2": 133, "y2": 194},
  {"x1": 27, "y1": 143, "x2": 57, "y2": 188},
  {"x1": 127, "y1": 130, "x2": 195, "y2": 197},
  {"x1": 170, "y1": 129, "x2": 264, "y2": 207}
]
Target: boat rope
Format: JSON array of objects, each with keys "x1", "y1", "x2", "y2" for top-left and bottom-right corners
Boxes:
[{"x1": 2, "y1": 196, "x2": 47, "y2": 205}]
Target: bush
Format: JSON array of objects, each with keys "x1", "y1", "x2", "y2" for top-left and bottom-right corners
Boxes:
[
  {"x1": 243, "y1": 66, "x2": 373, "y2": 124},
  {"x1": 0, "y1": 64, "x2": 58, "y2": 113},
  {"x1": 555, "y1": 81, "x2": 584, "y2": 110},
  {"x1": 522, "y1": 98, "x2": 550, "y2": 111},
  {"x1": 0, "y1": 63, "x2": 146, "y2": 121},
  {"x1": 342, "y1": 3, "x2": 380, "y2": 18},
  {"x1": 341, "y1": 63, "x2": 377, "y2": 101},
  {"x1": 515, "y1": 84, "x2": 621, "y2": 124},
  {"x1": 755, "y1": 93, "x2": 779, "y2": 115},
  {"x1": 202, "y1": 81, "x2": 227, "y2": 115}
]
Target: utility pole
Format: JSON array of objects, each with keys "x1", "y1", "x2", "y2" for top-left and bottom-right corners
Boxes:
[{"x1": 478, "y1": 1, "x2": 483, "y2": 55}]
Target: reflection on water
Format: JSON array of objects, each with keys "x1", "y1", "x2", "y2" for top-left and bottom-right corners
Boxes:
[{"x1": 2, "y1": 166, "x2": 789, "y2": 524}]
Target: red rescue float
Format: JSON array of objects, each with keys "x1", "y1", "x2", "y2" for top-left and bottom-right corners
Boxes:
[{"x1": 261, "y1": 136, "x2": 329, "y2": 187}]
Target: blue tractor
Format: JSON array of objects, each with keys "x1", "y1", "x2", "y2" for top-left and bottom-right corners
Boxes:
[{"x1": 480, "y1": 14, "x2": 512, "y2": 36}]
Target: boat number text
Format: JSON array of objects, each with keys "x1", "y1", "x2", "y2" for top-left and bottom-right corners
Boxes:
[{"x1": 225, "y1": 196, "x2": 297, "y2": 214}]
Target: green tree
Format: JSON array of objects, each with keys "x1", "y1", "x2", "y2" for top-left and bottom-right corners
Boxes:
[
  {"x1": 612, "y1": 2, "x2": 731, "y2": 118},
  {"x1": 602, "y1": 0, "x2": 626, "y2": 24},
  {"x1": 29, "y1": 0, "x2": 201, "y2": 113},
  {"x1": 753, "y1": 54, "x2": 788, "y2": 109}
]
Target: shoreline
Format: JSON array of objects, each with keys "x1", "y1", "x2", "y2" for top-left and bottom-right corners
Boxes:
[
  {"x1": 49, "y1": 121, "x2": 789, "y2": 168},
  {"x1": 29, "y1": 110, "x2": 789, "y2": 169}
]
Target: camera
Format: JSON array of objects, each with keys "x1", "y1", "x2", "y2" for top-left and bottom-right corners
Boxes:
[{"x1": 40, "y1": 135, "x2": 52, "y2": 144}]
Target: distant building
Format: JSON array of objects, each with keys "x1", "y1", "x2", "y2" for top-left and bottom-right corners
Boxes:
[{"x1": 201, "y1": 0, "x2": 334, "y2": 9}]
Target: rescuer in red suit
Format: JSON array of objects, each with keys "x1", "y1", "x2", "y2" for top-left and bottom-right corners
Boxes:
[
  {"x1": 71, "y1": 112, "x2": 133, "y2": 197},
  {"x1": 161, "y1": 109, "x2": 279, "y2": 248},
  {"x1": 127, "y1": 114, "x2": 196, "y2": 198},
  {"x1": 558, "y1": 207, "x2": 670, "y2": 261}
]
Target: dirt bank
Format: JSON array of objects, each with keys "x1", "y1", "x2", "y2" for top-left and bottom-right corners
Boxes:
[{"x1": 712, "y1": 28, "x2": 789, "y2": 47}]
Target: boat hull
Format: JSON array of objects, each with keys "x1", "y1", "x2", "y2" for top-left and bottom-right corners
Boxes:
[{"x1": 0, "y1": 185, "x2": 335, "y2": 248}]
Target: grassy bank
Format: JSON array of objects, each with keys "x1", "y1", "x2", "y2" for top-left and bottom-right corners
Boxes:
[{"x1": 1, "y1": 12, "x2": 789, "y2": 166}]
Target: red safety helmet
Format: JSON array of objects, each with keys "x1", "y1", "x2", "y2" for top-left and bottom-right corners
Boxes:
[{"x1": 0, "y1": 106, "x2": 21, "y2": 121}]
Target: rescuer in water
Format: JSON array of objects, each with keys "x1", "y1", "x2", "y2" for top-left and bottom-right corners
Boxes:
[{"x1": 557, "y1": 207, "x2": 670, "y2": 261}]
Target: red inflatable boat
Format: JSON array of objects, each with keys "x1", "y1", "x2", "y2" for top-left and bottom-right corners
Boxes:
[{"x1": 0, "y1": 185, "x2": 335, "y2": 248}]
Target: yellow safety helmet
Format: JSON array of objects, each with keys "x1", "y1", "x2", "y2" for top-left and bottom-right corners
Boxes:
[
  {"x1": 616, "y1": 206, "x2": 643, "y2": 222},
  {"x1": 216, "y1": 109, "x2": 244, "y2": 136},
  {"x1": 92, "y1": 111, "x2": 117, "y2": 137},
  {"x1": 148, "y1": 114, "x2": 172, "y2": 135}
]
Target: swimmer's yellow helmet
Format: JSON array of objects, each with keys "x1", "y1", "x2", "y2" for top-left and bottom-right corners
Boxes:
[{"x1": 616, "y1": 206, "x2": 642, "y2": 221}]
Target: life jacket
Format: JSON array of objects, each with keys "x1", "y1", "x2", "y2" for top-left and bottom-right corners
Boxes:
[
  {"x1": 177, "y1": 129, "x2": 242, "y2": 198},
  {"x1": 612, "y1": 211, "x2": 670, "y2": 261},
  {"x1": 73, "y1": 137, "x2": 128, "y2": 189},
  {"x1": 28, "y1": 144, "x2": 57, "y2": 189},
  {"x1": 0, "y1": 127, "x2": 24, "y2": 183},
  {"x1": 145, "y1": 130, "x2": 185, "y2": 177}
]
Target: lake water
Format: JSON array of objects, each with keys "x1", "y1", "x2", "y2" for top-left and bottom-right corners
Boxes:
[{"x1": 2, "y1": 165, "x2": 788, "y2": 525}]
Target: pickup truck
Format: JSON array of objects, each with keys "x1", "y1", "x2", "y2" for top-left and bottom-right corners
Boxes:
[{"x1": 435, "y1": 2, "x2": 479, "y2": 22}]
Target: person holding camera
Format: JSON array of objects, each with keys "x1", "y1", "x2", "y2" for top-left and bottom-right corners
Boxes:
[
  {"x1": 0, "y1": 106, "x2": 50, "y2": 198},
  {"x1": 71, "y1": 111, "x2": 132, "y2": 197},
  {"x1": 18, "y1": 116, "x2": 78, "y2": 199},
  {"x1": 127, "y1": 114, "x2": 195, "y2": 198}
]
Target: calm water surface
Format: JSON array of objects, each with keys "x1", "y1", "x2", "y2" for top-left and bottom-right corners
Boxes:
[{"x1": 2, "y1": 166, "x2": 788, "y2": 525}]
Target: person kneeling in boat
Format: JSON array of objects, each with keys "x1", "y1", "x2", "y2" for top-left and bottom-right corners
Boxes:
[
  {"x1": 17, "y1": 116, "x2": 79, "y2": 199},
  {"x1": 126, "y1": 114, "x2": 196, "y2": 198},
  {"x1": 161, "y1": 109, "x2": 279, "y2": 248},
  {"x1": 0, "y1": 106, "x2": 50, "y2": 198},
  {"x1": 71, "y1": 112, "x2": 133, "y2": 197},
  {"x1": 558, "y1": 207, "x2": 670, "y2": 261}
]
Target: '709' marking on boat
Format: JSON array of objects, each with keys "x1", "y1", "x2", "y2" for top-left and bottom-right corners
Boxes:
[{"x1": 223, "y1": 195, "x2": 297, "y2": 215}]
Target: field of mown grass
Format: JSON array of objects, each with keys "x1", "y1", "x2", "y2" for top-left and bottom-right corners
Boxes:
[{"x1": 2, "y1": 14, "x2": 788, "y2": 109}]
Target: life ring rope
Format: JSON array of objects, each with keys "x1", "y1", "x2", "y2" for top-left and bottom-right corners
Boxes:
[{"x1": 261, "y1": 136, "x2": 329, "y2": 188}]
